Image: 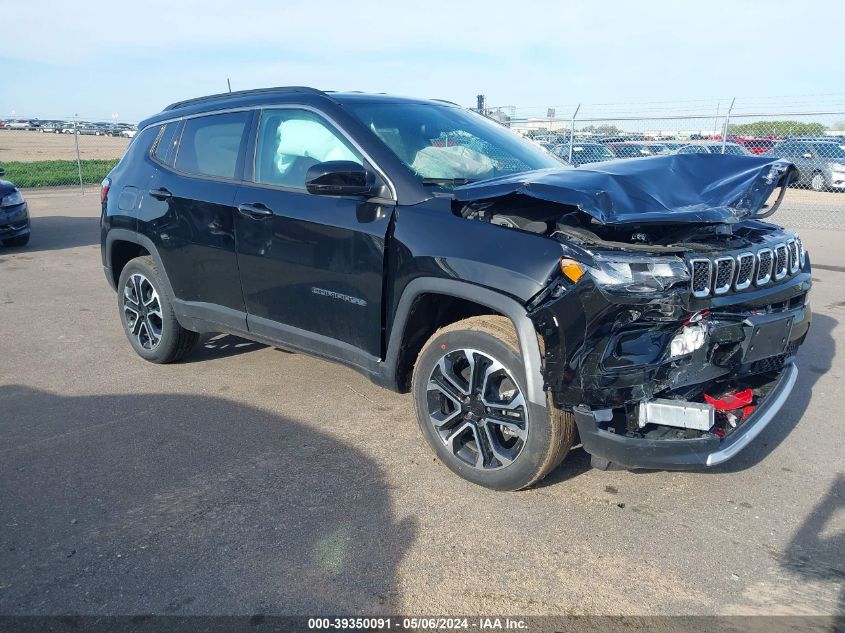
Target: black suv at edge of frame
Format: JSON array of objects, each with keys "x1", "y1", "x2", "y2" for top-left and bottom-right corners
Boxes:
[{"x1": 100, "y1": 87, "x2": 811, "y2": 491}]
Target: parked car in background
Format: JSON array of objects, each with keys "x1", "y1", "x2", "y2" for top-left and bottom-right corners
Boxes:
[
  {"x1": 5, "y1": 120, "x2": 33, "y2": 130},
  {"x1": 676, "y1": 142, "x2": 750, "y2": 156},
  {"x1": 120, "y1": 129, "x2": 137, "y2": 138},
  {"x1": 605, "y1": 142, "x2": 662, "y2": 159},
  {"x1": 0, "y1": 165, "x2": 31, "y2": 247},
  {"x1": 766, "y1": 140, "x2": 845, "y2": 192},
  {"x1": 39, "y1": 121, "x2": 62, "y2": 133},
  {"x1": 732, "y1": 138, "x2": 776, "y2": 155},
  {"x1": 551, "y1": 141, "x2": 614, "y2": 166}
]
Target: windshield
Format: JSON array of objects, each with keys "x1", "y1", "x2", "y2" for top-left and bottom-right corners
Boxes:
[{"x1": 344, "y1": 102, "x2": 562, "y2": 184}]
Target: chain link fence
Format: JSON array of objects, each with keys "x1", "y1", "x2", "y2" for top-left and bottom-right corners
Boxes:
[
  {"x1": 0, "y1": 120, "x2": 133, "y2": 191},
  {"x1": 485, "y1": 97, "x2": 845, "y2": 230},
  {"x1": 4, "y1": 99, "x2": 844, "y2": 230}
]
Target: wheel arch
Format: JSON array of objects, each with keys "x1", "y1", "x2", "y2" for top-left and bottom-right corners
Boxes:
[
  {"x1": 382, "y1": 278, "x2": 547, "y2": 408},
  {"x1": 105, "y1": 229, "x2": 176, "y2": 300}
]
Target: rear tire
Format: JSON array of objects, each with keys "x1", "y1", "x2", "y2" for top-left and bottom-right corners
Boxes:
[
  {"x1": 117, "y1": 256, "x2": 198, "y2": 363},
  {"x1": 412, "y1": 315, "x2": 576, "y2": 491}
]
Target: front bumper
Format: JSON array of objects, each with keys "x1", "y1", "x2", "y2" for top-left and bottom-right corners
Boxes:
[
  {"x1": 0, "y1": 202, "x2": 30, "y2": 239},
  {"x1": 573, "y1": 363, "x2": 798, "y2": 469},
  {"x1": 530, "y1": 248, "x2": 812, "y2": 469}
]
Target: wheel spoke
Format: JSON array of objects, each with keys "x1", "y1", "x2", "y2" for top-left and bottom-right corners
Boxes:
[
  {"x1": 438, "y1": 356, "x2": 471, "y2": 396},
  {"x1": 142, "y1": 284, "x2": 158, "y2": 306},
  {"x1": 483, "y1": 414, "x2": 528, "y2": 440},
  {"x1": 480, "y1": 359, "x2": 504, "y2": 398},
  {"x1": 429, "y1": 374, "x2": 463, "y2": 406},
  {"x1": 145, "y1": 318, "x2": 161, "y2": 345},
  {"x1": 427, "y1": 380, "x2": 462, "y2": 429},
  {"x1": 132, "y1": 275, "x2": 143, "y2": 305},
  {"x1": 481, "y1": 423, "x2": 515, "y2": 467},
  {"x1": 444, "y1": 421, "x2": 474, "y2": 455}
]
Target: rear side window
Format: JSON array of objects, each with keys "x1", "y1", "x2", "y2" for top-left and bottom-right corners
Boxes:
[
  {"x1": 153, "y1": 122, "x2": 181, "y2": 166},
  {"x1": 174, "y1": 112, "x2": 250, "y2": 179}
]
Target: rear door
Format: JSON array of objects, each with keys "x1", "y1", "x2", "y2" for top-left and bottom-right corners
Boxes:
[
  {"x1": 233, "y1": 107, "x2": 394, "y2": 360},
  {"x1": 142, "y1": 111, "x2": 253, "y2": 325}
]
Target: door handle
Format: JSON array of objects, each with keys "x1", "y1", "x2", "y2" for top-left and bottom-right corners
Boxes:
[
  {"x1": 149, "y1": 187, "x2": 172, "y2": 201},
  {"x1": 237, "y1": 203, "x2": 273, "y2": 218}
]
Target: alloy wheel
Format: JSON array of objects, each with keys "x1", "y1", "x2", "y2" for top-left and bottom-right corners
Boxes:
[
  {"x1": 123, "y1": 273, "x2": 163, "y2": 350},
  {"x1": 426, "y1": 348, "x2": 529, "y2": 470},
  {"x1": 810, "y1": 173, "x2": 825, "y2": 192}
]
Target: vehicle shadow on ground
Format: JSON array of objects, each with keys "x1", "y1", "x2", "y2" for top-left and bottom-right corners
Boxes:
[
  {"x1": 181, "y1": 333, "x2": 268, "y2": 363},
  {"x1": 0, "y1": 215, "x2": 98, "y2": 253},
  {"x1": 782, "y1": 473, "x2": 845, "y2": 621},
  {"x1": 0, "y1": 385, "x2": 416, "y2": 615}
]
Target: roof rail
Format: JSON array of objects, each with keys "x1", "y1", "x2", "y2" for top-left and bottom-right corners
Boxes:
[{"x1": 163, "y1": 86, "x2": 328, "y2": 111}]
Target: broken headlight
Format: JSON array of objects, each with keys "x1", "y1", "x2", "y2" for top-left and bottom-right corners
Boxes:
[{"x1": 586, "y1": 253, "x2": 690, "y2": 294}]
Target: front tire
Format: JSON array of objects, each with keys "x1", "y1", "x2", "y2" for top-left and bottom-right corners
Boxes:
[
  {"x1": 117, "y1": 256, "x2": 198, "y2": 363},
  {"x1": 412, "y1": 316, "x2": 575, "y2": 491}
]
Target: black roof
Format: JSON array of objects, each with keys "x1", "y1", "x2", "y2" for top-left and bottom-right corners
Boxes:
[{"x1": 139, "y1": 87, "x2": 455, "y2": 129}]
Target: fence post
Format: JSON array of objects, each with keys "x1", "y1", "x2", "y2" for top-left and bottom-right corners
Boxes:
[
  {"x1": 73, "y1": 117, "x2": 84, "y2": 194},
  {"x1": 568, "y1": 104, "x2": 580, "y2": 164},
  {"x1": 721, "y1": 97, "x2": 736, "y2": 154}
]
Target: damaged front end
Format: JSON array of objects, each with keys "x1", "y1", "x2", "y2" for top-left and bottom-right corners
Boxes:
[{"x1": 455, "y1": 154, "x2": 810, "y2": 469}]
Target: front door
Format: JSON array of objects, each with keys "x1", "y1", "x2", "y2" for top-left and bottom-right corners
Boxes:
[{"x1": 234, "y1": 108, "x2": 393, "y2": 360}]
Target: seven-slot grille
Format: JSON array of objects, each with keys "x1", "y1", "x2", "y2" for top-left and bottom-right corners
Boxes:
[{"x1": 688, "y1": 238, "x2": 803, "y2": 298}]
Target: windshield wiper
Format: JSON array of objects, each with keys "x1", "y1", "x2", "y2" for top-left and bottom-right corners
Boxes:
[{"x1": 420, "y1": 177, "x2": 476, "y2": 186}]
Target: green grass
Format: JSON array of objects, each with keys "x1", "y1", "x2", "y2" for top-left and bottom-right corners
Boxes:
[{"x1": 1, "y1": 159, "x2": 120, "y2": 188}]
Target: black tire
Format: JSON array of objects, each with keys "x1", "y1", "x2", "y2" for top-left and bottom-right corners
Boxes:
[
  {"x1": 412, "y1": 315, "x2": 576, "y2": 491},
  {"x1": 2, "y1": 233, "x2": 30, "y2": 247},
  {"x1": 117, "y1": 256, "x2": 198, "y2": 363}
]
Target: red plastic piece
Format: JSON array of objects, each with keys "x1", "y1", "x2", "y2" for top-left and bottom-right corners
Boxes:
[
  {"x1": 741, "y1": 405, "x2": 756, "y2": 420},
  {"x1": 704, "y1": 388, "x2": 754, "y2": 411}
]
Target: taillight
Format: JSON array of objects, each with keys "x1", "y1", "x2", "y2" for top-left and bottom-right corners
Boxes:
[{"x1": 100, "y1": 177, "x2": 111, "y2": 204}]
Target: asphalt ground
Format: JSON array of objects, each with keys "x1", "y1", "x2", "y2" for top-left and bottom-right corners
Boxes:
[{"x1": 0, "y1": 188, "x2": 843, "y2": 618}]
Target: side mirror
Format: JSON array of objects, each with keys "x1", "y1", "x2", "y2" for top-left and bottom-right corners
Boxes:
[
  {"x1": 305, "y1": 161, "x2": 376, "y2": 197},
  {"x1": 802, "y1": 152, "x2": 813, "y2": 159}
]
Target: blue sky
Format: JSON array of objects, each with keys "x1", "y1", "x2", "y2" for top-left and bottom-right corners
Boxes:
[{"x1": 3, "y1": 0, "x2": 843, "y2": 122}]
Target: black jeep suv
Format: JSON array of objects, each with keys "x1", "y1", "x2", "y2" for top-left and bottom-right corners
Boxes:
[{"x1": 101, "y1": 87, "x2": 811, "y2": 490}]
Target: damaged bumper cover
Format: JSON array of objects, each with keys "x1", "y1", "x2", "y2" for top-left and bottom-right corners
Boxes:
[
  {"x1": 530, "y1": 257, "x2": 811, "y2": 469},
  {"x1": 573, "y1": 363, "x2": 798, "y2": 469}
]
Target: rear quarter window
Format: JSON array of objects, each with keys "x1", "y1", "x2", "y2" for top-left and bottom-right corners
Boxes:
[
  {"x1": 152, "y1": 122, "x2": 182, "y2": 166},
  {"x1": 124, "y1": 125, "x2": 160, "y2": 158}
]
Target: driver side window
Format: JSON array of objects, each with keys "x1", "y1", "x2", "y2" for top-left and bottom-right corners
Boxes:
[{"x1": 254, "y1": 109, "x2": 362, "y2": 189}]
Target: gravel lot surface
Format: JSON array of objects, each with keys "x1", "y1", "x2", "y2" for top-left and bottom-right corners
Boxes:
[{"x1": 0, "y1": 189, "x2": 843, "y2": 617}]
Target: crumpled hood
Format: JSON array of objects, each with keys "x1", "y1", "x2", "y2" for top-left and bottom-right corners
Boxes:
[{"x1": 453, "y1": 154, "x2": 797, "y2": 225}]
